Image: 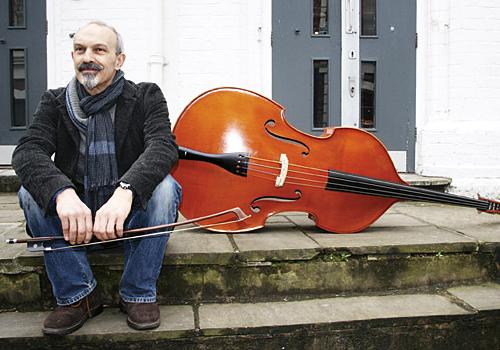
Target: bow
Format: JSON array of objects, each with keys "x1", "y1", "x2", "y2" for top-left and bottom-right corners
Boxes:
[{"x1": 6, "y1": 207, "x2": 250, "y2": 252}]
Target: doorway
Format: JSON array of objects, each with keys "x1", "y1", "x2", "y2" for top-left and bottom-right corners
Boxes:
[
  {"x1": 0, "y1": 0, "x2": 47, "y2": 164},
  {"x1": 272, "y1": 0, "x2": 416, "y2": 171}
]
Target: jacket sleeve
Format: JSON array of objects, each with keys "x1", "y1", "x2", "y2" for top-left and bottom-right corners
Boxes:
[
  {"x1": 118, "y1": 83, "x2": 179, "y2": 208},
  {"x1": 11, "y1": 90, "x2": 76, "y2": 213}
]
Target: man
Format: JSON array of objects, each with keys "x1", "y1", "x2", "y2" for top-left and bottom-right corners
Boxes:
[{"x1": 12, "y1": 21, "x2": 181, "y2": 335}]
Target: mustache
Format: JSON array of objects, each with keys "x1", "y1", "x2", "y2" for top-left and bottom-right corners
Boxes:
[{"x1": 78, "y1": 62, "x2": 104, "y2": 72}]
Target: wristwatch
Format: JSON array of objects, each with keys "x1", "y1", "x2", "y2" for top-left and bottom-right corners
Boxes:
[{"x1": 118, "y1": 181, "x2": 134, "y2": 197}]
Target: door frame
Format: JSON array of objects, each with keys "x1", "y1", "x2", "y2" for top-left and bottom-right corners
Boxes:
[{"x1": 341, "y1": 0, "x2": 360, "y2": 128}]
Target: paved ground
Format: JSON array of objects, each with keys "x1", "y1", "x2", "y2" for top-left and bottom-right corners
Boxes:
[
  {"x1": 0, "y1": 192, "x2": 499, "y2": 348},
  {"x1": 1, "y1": 192, "x2": 500, "y2": 262}
]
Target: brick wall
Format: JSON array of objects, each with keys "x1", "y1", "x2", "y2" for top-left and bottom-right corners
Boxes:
[
  {"x1": 416, "y1": 0, "x2": 500, "y2": 196},
  {"x1": 46, "y1": 0, "x2": 272, "y2": 123},
  {"x1": 47, "y1": 0, "x2": 151, "y2": 89},
  {"x1": 163, "y1": 0, "x2": 271, "y2": 121}
]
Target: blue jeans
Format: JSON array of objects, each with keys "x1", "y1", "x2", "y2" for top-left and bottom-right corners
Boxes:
[{"x1": 18, "y1": 175, "x2": 182, "y2": 306}]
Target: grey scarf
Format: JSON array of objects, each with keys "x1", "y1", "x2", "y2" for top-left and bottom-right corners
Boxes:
[{"x1": 65, "y1": 70, "x2": 125, "y2": 214}]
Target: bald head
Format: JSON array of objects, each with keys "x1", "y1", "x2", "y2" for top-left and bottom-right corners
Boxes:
[{"x1": 74, "y1": 21, "x2": 124, "y2": 54}]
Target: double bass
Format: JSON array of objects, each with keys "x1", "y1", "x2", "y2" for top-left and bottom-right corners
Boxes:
[{"x1": 172, "y1": 87, "x2": 500, "y2": 233}]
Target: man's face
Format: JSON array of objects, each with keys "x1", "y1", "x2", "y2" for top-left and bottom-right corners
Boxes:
[{"x1": 71, "y1": 24, "x2": 125, "y2": 95}]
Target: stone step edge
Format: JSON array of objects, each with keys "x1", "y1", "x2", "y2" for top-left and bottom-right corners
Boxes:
[
  {"x1": 4, "y1": 240, "x2": 495, "y2": 272},
  {"x1": 3, "y1": 220, "x2": 495, "y2": 271},
  {"x1": 0, "y1": 169, "x2": 19, "y2": 193},
  {"x1": 0, "y1": 283, "x2": 498, "y2": 342}
]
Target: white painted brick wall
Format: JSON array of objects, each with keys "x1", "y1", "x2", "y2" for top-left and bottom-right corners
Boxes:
[
  {"x1": 163, "y1": 0, "x2": 271, "y2": 121},
  {"x1": 45, "y1": 0, "x2": 500, "y2": 197},
  {"x1": 47, "y1": 0, "x2": 151, "y2": 88},
  {"x1": 416, "y1": 0, "x2": 500, "y2": 197},
  {"x1": 47, "y1": 0, "x2": 272, "y2": 124}
]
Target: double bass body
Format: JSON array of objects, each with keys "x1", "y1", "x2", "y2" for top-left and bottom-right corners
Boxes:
[{"x1": 172, "y1": 87, "x2": 405, "y2": 233}]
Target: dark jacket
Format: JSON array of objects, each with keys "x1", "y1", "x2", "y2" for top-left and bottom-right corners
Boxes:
[{"x1": 12, "y1": 79, "x2": 178, "y2": 214}]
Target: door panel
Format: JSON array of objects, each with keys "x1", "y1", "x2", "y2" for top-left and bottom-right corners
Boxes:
[
  {"x1": 0, "y1": 0, "x2": 47, "y2": 147},
  {"x1": 273, "y1": 0, "x2": 416, "y2": 171},
  {"x1": 272, "y1": 0, "x2": 341, "y2": 133},
  {"x1": 360, "y1": 0, "x2": 416, "y2": 170}
]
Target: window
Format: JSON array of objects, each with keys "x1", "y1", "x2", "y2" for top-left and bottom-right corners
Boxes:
[
  {"x1": 361, "y1": 0, "x2": 376, "y2": 36},
  {"x1": 360, "y1": 61, "x2": 376, "y2": 129},
  {"x1": 312, "y1": 0, "x2": 329, "y2": 35},
  {"x1": 313, "y1": 60, "x2": 329, "y2": 128},
  {"x1": 9, "y1": 0, "x2": 26, "y2": 28},
  {"x1": 10, "y1": 49, "x2": 27, "y2": 128}
]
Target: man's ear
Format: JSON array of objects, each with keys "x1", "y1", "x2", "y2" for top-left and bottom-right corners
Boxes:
[{"x1": 115, "y1": 53, "x2": 126, "y2": 70}]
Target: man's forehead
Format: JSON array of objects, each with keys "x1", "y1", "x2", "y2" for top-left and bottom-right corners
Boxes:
[{"x1": 73, "y1": 24, "x2": 116, "y2": 47}]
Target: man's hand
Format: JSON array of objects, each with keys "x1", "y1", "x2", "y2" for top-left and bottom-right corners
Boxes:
[
  {"x1": 93, "y1": 187, "x2": 133, "y2": 241},
  {"x1": 56, "y1": 188, "x2": 93, "y2": 245}
]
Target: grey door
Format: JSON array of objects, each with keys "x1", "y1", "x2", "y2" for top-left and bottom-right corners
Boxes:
[
  {"x1": 273, "y1": 0, "x2": 416, "y2": 171},
  {"x1": 272, "y1": 0, "x2": 342, "y2": 132},
  {"x1": 0, "y1": 0, "x2": 47, "y2": 147},
  {"x1": 359, "y1": 0, "x2": 416, "y2": 171}
]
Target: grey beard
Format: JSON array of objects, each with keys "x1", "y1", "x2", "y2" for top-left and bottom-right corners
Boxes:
[{"x1": 81, "y1": 73, "x2": 99, "y2": 90}]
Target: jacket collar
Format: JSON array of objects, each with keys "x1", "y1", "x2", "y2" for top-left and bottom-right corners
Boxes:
[
  {"x1": 54, "y1": 79, "x2": 138, "y2": 151},
  {"x1": 114, "y1": 80, "x2": 138, "y2": 152}
]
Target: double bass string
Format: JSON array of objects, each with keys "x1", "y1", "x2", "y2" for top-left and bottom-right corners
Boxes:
[
  {"x1": 245, "y1": 158, "x2": 329, "y2": 188},
  {"x1": 242, "y1": 156, "x2": 489, "y2": 210},
  {"x1": 248, "y1": 155, "x2": 330, "y2": 175},
  {"x1": 246, "y1": 166, "x2": 329, "y2": 190},
  {"x1": 246, "y1": 161, "x2": 487, "y2": 209}
]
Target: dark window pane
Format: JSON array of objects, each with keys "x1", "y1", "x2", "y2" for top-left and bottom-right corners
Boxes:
[
  {"x1": 313, "y1": 0, "x2": 328, "y2": 35},
  {"x1": 11, "y1": 49, "x2": 27, "y2": 127},
  {"x1": 9, "y1": 0, "x2": 25, "y2": 27},
  {"x1": 361, "y1": 0, "x2": 376, "y2": 36},
  {"x1": 313, "y1": 60, "x2": 329, "y2": 128},
  {"x1": 361, "y1": 61, "x2": 376, "y2": 129}
]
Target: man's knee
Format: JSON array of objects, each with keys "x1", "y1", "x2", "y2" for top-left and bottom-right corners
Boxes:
[
  {"x1": 145, "y1": 175, "x2": 182, "y2": 224},
  {"x1": 18, "y1": 186, "x2": 59, "y2": 237},
  {"x1": 150, "y1": 175, "x2": 182, "y2": 206},
  {"x1": 18, "y1": 186, "x2": 36, "y2": 211}
]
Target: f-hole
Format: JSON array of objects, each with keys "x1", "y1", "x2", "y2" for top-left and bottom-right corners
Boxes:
[
  {"x1": 250, "y1": 190, "x2": 303, "y2": 213},
  {"x1": 264, "y1": 120, "x2": 310, "y2": 156}
]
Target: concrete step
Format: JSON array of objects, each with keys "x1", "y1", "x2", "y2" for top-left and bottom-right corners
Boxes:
[
  {"x1": 0, "y1": 169, "x2": 19, "y2": 193},
  {"x1": 399, "y1": 172, "x2": 452, "y2": 192},
  {"x1": 1, "y1": 194, "x2": 499, "y2": 312},
  {"x1": 0, "y1": 284, "x2": 498, "y2": 350}
]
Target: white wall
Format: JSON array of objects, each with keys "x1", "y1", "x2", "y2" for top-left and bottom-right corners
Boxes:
[
  {"x1": 46, "y1": 0, "x2": 500, "y2": 197},
  {"x1": 47, "y1": 0, "x2": 151, "y2": 89},
  {"x1": 46, "y1": 0, "x2": 272, "y2": 124},
  {"x1": 416, "y1": 0, "x2": 500, "y2": 197}
]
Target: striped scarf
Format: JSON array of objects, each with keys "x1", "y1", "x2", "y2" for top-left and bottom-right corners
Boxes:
[{"x1": 65, "y1": 70, "x2": 125, "y2": 214}]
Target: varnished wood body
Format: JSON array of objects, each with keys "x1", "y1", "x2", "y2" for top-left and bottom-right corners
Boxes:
[{"x1": 172, "y1": 87, "x2": 406, "y2": 233}]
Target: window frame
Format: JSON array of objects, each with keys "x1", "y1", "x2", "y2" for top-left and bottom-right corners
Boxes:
[
  {"x1": 359, "y1": 60, "x2": 377, "y2": 131},
  {"x1": 311, "y1": 0, "x2": 330, "y2": 38},
  {"x1": 311, "y1": 57, "x2": 331, "y2": 130},
  {"x1": 9, "y1": 47, "x2": 29, "y2": 130},
  {"x1": 8, "y1": 0, "x2": 27, "y2": 29},
  {"x1": 360, "y1": 0, "x2": 378, "y2": 38}
]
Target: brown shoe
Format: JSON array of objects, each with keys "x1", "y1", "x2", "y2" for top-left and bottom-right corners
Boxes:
[
  {"x1": 43, "y1": 288, "x2": 103, "y2": 336},
  {"x1": 119, "y1": 299, "x2": 160, "y2": 330}
]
